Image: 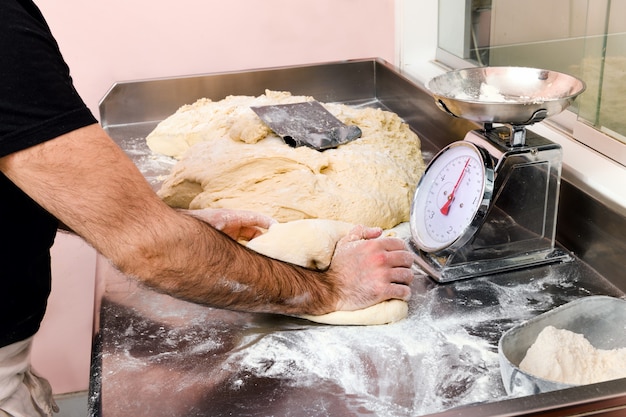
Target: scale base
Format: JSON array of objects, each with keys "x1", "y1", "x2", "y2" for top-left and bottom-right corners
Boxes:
[{"x1": 412, "y1": 246, "x2": 572, "y2": 283}]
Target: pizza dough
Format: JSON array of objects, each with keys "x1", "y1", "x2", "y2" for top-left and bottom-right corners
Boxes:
[
  {"x1": 519, "y1": 325, "x2": 626, "y2": 385},
  {"x1": 147, "y1": 90, "x2": 424, "y2": 230},
  {"x1": 245, "y1": 219, "x2": 409, "y2": 325}
]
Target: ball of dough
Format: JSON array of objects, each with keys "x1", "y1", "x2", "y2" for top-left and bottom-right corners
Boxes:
[{"x1": 245, "y1": 219, "x2": 409, "y2": 325}]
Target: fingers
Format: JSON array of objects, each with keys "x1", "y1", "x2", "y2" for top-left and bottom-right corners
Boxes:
[
  {"x1": 383, "y1": 246, "x2": 418, "y2": 268},
  {"x1": 378, "y1": 237, "x2": 411, "y2": 254},
  {"x1": 228, "y1": 211, "x2": 276, "y2": 241},
  {"x1": 341, "y1": 225, "x2": 381, "y2": 243},
  {"x1": 235, "y1": 225, "x2": 267, "y2": 241},
  {"x1": 388, "y1": 282, "x2": 413, "y2": 301},
  {"x1": 360, "y1": 226, "x2": 383, "y2": 240},
  {"x1": 182, "y1": 208, "x2": 276, "y2": 228},
  {"x1": 330, "y1": 223, "x2": 418, "y2": 312},
  {"x1": 387, "y1": 263, "x2": 415, "y2": 285},
  {"x1": 343, "y1": 225, "x2": 407, "y2": 248},
  {"x1": 236, "y1": 211, "x2": 277, "y2": 230},
  {"x1": 339, "y1": 225, "x2": 415, "y2": 271},
  {"x1": 181, "y1": 208, "x2": 277, "y2": 241}
]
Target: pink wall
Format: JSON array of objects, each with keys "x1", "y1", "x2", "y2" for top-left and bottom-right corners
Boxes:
[
  {"x1": 36, "y1": 0, "x2": 396, "y2": 115},
  {"x1": 31, "y1": 0, "x2": 396, "y2": 394},
  {"x1": 32, "y1": 234, "x2": 96, "y2": 395}
]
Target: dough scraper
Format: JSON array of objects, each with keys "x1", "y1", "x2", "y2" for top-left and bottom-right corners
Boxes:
[{"x1": 251, "y1": 101, "x2": 362, "y2": 150}]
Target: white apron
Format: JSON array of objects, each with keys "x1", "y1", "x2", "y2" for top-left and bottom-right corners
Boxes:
[{"x1": 0, "y1": 337, "x2": 58, "y2": 417}]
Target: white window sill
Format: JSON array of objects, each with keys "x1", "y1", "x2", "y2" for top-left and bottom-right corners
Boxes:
[{"x1": 530, "y1": 120, "x2": 626, "y2": 215}]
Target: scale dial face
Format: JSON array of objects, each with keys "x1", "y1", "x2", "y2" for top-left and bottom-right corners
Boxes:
[{"x1": 411, "y1": 142, "x2": 489, "y2": 253}]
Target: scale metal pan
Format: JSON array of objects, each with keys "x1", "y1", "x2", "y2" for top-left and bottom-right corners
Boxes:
[{"x1": 426, "y1": 67, "x2": 586, "y2": 125}]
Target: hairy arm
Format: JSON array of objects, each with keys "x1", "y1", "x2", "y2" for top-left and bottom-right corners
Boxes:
[{"x1": 0, "y1": 124, "x2": 414, "y2": 315}]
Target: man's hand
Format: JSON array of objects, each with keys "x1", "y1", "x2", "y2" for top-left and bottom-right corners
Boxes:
[
  {"x1": 328, "y1": 225, "x2": 416, "y2": 312},
  {"x1": 182, "y1": 208, "x2": 276, "y2": 241}
]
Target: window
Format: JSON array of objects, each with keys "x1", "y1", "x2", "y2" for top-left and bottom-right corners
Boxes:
[{"x1": 435, "y1": 0, "x2": 626, "y2": 166}]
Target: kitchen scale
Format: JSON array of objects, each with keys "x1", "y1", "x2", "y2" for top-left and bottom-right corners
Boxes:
[{"x1": 410, "y1": 67, "x2": 586, "y2": 282}]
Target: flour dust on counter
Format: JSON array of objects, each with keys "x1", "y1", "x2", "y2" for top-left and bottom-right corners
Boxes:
[
  {"x1": 92, "y1": 251, "x2": 623, "y2": 417},
  {"x1": 112, "y1": 125, "x2": 177, "y2": 191}
]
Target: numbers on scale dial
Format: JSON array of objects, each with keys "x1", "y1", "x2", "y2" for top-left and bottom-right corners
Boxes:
[{"x1": 424, "y1": 153, "x2": 483, "y2": 244}]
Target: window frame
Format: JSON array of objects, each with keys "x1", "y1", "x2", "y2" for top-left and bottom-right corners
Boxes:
[{"x1": 396, "y1": 0, "x2": 626, "y2": 212}]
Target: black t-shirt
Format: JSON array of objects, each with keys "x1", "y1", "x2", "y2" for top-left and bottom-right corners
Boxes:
[{"x1": 0, "y1": 0, "x2": 97, "y2": 347}]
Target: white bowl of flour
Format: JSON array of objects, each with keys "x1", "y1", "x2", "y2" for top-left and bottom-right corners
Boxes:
[{"x1": 498, "y1": 295, "x2": 626, "y2": 396}]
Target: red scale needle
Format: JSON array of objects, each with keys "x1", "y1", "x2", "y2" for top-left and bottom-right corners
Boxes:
[{"x1": 440, "y1": 157, "x2": 471, "y2": 216}]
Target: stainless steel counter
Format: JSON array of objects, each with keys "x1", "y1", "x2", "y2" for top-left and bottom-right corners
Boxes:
[{"x1": 90, "y1": 59, "x2": 626, "y2": 416}]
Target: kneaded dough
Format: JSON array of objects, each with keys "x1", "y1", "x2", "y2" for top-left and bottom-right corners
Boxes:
[
  {"x1": 246, "y1": 219, "x2": 355, "y2": 270},
  {"x1": 519, "y1": 325, "x2": 626, "y2": 385},
  {"x1": 300, "y1": 299, "x2": 409, "y2": 326},
  {"x1": 147, "y1": 90, "x2": 424, "y2": 230},
  {"x1": 245, "y1": 218, "x2": 409, "y2": 325}
]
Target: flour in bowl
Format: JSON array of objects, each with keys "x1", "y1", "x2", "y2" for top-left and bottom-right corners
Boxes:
[{"x1": 519, "y1": 325, "x2": 626, "y2": 385}]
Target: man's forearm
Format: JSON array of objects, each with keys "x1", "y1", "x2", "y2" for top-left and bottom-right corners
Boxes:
[
  {"x1": 123, "y1": 211, "x2": 338, "y2": 315},
  {"x1": 0, "y1": 124, "x2": 339, "y2": 316}
]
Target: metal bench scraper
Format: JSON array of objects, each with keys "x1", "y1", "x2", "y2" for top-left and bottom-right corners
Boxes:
[{"x1": 251, "y1": 101, "x2": 362, "y2": 150}]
